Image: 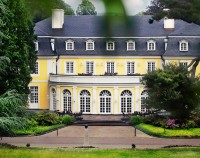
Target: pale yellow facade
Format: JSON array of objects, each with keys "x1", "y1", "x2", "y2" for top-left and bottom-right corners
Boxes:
[{"x1": 29, "y1": 55, "x2": 200, "y2": 114}]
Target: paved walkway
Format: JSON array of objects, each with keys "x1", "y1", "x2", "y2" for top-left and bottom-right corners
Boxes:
[{"x1": 1, "y1": 126, "x2": 200, "y2": 149}]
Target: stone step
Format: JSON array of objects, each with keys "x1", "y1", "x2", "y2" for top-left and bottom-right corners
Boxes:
[{"x1": 73, "y1": 120, "x2": 131, "y2": 126}]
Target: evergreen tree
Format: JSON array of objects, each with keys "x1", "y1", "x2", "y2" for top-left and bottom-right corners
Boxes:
[
  {"x1": 0, "y1": 0, "x2": 37, "y2": 96},
  {"x1": 76, "y1": 0, "x2": 97, "y2": 15},
  {"x1": 26, "y1": 0, "x2": 75, "y2": 22},
  {"x1": 0, "y1": 0, "x2": 27, "y2": 137}
]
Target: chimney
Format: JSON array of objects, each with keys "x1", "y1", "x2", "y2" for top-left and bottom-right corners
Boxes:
[
  {"x1": 164, "y1": 17, "x2": 175, "y2": 30},
  {"x1": 52, "y1": 9, "x2": 64, "y2": 29}
]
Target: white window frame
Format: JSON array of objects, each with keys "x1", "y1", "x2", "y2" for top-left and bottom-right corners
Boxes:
[
  {"x1": 147, "y1": 62, "x2": 156, "y2": 72},
  {"x1": 99, "y1": 90, "x2": 112, "y2": 114},
  {"x1": 120, "y1": 90, "x2": 132, "y2": 113},
  {"x1": 106, "y1": 41, "x2": 115, "y2": 51},
  {"x1": 52, "y1": 88, "x2": 57, "y2": 111},
  {"x1": 80, "y1": 90, "x2": 91, "y2": 113},
  {"x1": 126, "y1": 62, "x2": 135, "y2": 74},
  {"x1": 65, "y1": 40, "x2": 74, "y2": 50},
  {"x1": 29, "y1": 86, "x2": 39, "y2": 104},
  {"x1": 141, "y1": 90, "x2": 149, "y2": 113},
  {"x1": 29, "y1": 86, "x2": 39, "y2": 109},
  {"x1": 179, "y1": 40, "x2": 188, "y2": 52},
  {"x1": 65, "y1": 61, "x2": 74, "y2": 75},
  {"x1": 147, "y1": 40, "x2": 156, "y2": 51},
  {"x1": 63, "y1": 89, "x2": 72, "y2": 112},
  {"x1": 127, "y1": 40, "x2": 135, "y2": 51},
  {"x1": 106, "y1": 62, "x2": 115, "y2": 73},
  {"x1": 86, "y1": 39, "x2": 94, "y2": 51},
  {"x1": 86, "y1": 61, "x2": 94, "y2": 74}
]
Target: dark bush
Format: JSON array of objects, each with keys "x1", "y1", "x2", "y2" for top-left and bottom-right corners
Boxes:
[
  {"x1": 189, "y1": 111, "x2": 200, "y2": 127},
  {"x1": 143, "y1": 115, "x2": 168, "y2": 127},
  {"x1": 35, "y1": 111, "x2": 61, "y2": 126},
  {"x1": 61, "y1": 115, "x2": 75, "y2": 125},
  {"x1": 25, "y1": 111, "x2": 37, "y2": 120},
  {"x1": 130, "y1": 116, "x2": 143, "y2": 126}
]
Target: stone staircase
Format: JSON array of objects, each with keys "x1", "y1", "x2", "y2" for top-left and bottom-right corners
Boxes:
[{"x1": 73, "y1": 114, "x2": 131, "y2": 126}]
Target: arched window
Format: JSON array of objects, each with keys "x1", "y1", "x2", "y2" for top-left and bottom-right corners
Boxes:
[
  {"x1": 99, "y1": 90, "x2": 111, "y2": 113},
  {"x1": 80, "y1": 90, "x2": 91, "y2": 113},
  {"x1": 127, "y1": 40, "x2": 135, "y2": 51},
  {"x1": 121, "y1": 90, "x2": 132, "y2": 113},
  {"x1": 106, "y1": 41, "x2": 115, "y2": 51},
  {"x1": 65, "y1": 40, "x2": 74, "y2": 50},
  {"x1": 86, "y1": 39, "x2": 94, "y2": 50},
  {"x1": 179, "y1": 40, "x2": 188, "y2": 51},
  {"x1": 52, "y1": 88, "x2": 56, "y2": 111},
  {"x1": 147, "y1": 40, "x2": 156, "y2": 51},
  {"x1": 63, "y1": 89, "x2": 72, "y2": 111},
  {"x1": 141, "y1": 90, "x2": 148, "y2": 112}
]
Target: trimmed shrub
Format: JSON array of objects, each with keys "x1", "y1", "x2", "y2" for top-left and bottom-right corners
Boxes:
[
  {"x1": 27, "y1": 119, "x2": 38, "y2": 127},
  {"x1": 185, "y1": 120, "x2": 196, "y2": 129},
  {"x1": 61, "y1": 115, "x2": 75, "y2": 125},
  {"x1": 35, "y1": 111, "x2": 61, "y2": 126},
  {"x1": 130, "y1": 115, "x2": 143, "y2": 126}
]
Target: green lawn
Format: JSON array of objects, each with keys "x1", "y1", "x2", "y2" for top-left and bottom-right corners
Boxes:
[
  {"x1": 0, "y1": 148, "x2": 200, "y2": 158},
  {"x1": 136, "y1": 123, "x2": 200, "y2": 137},
  {"x1": 14, "y1": 124, "x2": 65, "y2": 136}
]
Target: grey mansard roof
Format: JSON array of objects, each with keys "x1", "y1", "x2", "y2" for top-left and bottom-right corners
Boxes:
[{"x1": 35, "y1": 15, "x2": 200, "y2": 57}]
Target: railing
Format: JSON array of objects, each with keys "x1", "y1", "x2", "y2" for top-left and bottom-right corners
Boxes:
[{"x1": 49, "y1": 74, "x2": 143, "y2": 84}]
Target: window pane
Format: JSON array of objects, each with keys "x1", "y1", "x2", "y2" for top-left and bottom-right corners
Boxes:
[
  {"x1": 147, "y1": 62, "x2": 155, "y2": 72},
  {"x1": 127, "y1": 62, "x2": 134, "y2": 74},
  {"x1": 29, "y1": 86, "x2": 38, "y2": 103},
  {"x1": 86, "y1": 62, "x2": 94, "y2": 74},
  {"x1": 66, "y1": 62, "x2": 74, "y2": 74},
  {"x1": 107, "y1": 62, "x2": 114, "y2": 73}
]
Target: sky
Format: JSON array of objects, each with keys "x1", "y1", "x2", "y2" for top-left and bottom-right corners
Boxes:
[{"x1": 64, "y1": 0, "x2": 152, "y2": 15}]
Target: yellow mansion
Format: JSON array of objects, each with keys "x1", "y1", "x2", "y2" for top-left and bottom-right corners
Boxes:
[{"x1": 29, "y1": 9, "x2": 200, "y2": 114}]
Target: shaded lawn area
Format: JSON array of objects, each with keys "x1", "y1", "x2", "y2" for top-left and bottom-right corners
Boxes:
[
  {"x1": 136, "y1": 123, "x2": 200, "y2": 137},
  {"x1": 0, "y1": 148, "x2": 200, "y2": 158},
  {"x1": 14, "y1": 124, "x2": 65, "y2": 136}
]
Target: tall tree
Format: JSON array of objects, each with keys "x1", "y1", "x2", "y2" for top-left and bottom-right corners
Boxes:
[
  {"x1": 0, "y1": 0, "x2": 27, "y2": 136},
  {"x1": 76, "y1": 0, "x2": 97, "y2": 15},
  {"x1": 26, "y1": 0, "x2": 74, "y2": 22},
  {"x1": 0, "y1": 0, "x2": 37, "y2": 96},
  {"x1": 145, "y1": 0, "x2": 200, "y2": 25},
  {"x1": 142, "y1": 64, "x2": 200, "y2": 119}
]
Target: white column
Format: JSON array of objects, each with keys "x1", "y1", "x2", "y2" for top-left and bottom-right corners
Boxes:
[
  {"x1": 57, "y1": 58, "x2": 61, "y2": 74},
  {"x1": 114, "y1": 86, "x2": 119, "y2": 114},
  {"x1": 56, "y1": 85, "x2": 61, "y2": 111},
  {"x1": 92, "y1": 86, "x2": 97, "y2": 114},
  {"x1": 135, "y1": 86, "x2": 140, "y2": 112},
  {"x1": 73, "y1": 86, "x2": 77, "y2": 112}
]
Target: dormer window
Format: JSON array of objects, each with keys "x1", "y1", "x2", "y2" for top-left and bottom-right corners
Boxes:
[
  {"x1": 179, "y1": 40, "x2": 188, "y2": 51},
  {"x1": 106, "y1": 41, "x2": 115, "y2": 51},
  {"x1": 34, "y1": 41, "x2": 38, "y2": 51},
  {"x1": 50, "y1": 39, "x2": 55, "y2": 51},
  {"x1": 127, "y1": 40, "x2": 135, "y2": 51},
  {"x1": 86, "y1": 39, "x2": 94, "y2": 50},
  {"x1": 147, "y1": 40, "x2": 156, "y2": 51},
  {"x1": 66, "y1": 40, "x2": 74, "y2": 50}
]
